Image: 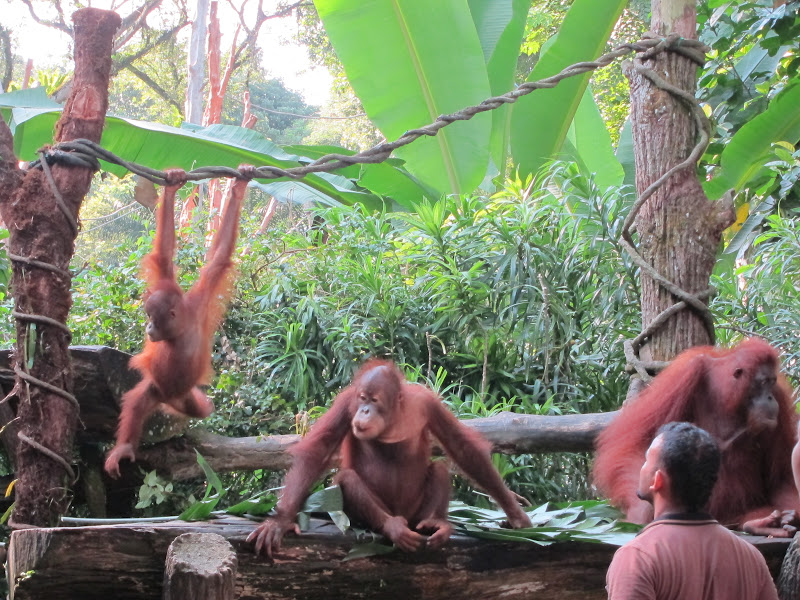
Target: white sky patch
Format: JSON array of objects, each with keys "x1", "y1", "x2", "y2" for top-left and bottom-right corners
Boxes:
[{"x1": 4, "y1": 0, "x2": 332, "y2": 106}]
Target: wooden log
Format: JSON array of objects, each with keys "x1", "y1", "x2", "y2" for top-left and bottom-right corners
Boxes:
[
  {"x1": 469, "y1": 411, "x2": 617, "y2": 453},
  {"x1": 778, "y1": 534, "x2": 800, "y2": 600},
  {"x1": 138, "y1": 430, "x2": 296, "y2": 481},
  {"x1": 0, "y1": 346, "x2": 617, "y2": 467},
  {"x1": 0, "y1": 345, "x2": 184, "y2": 445},
  {"x1": 7, "y1": 515, "x2": 789, "y2": 600},
  {"x1": 163, "y1": 533, "x2": 237, "y2": 600},
  {"x1": 138, "y1": 412, "x2": 618, "y2": 481},
  {"x1": 0, "y1": 346, "x2": 615, "y2": 455}
]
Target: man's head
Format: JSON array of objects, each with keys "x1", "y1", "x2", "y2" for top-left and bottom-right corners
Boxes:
[{"x1": 636, "y1": 422, "x2": 721, "y2": 513}]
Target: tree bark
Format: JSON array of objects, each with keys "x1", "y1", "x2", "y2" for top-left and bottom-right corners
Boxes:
[
  {"x1": 0, "y1": 8, "x2": 120, "y2": 528},
  {"x1": 203, "y1": 0, "x2": 241, "y2": 234},
  {"x1": 163, "y1": 533, "x2": 237, "y2": 600},
  {"x1": 185, "y1": 0, "x2": 209, "y2": 125},
  {"x1": 778, "y1": 534, "x2": 800, "y2": 600},
  {"x1": 7, "y1": 515, "x2": 789, "y2": 600},
  {"x1": 628, "y1": 0, "x2": 734, "y2": 362}
]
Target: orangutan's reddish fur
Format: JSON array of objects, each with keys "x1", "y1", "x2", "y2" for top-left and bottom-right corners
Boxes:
[
  {"x1": 104, "y1": 168, "x2": 250, "y2": 477},
  {"x1": 249, "y1": 359, "x2": 532, "y2": 556},
  {"x1": 593, "y1": 338, "x2": 798, "y2": 527}
]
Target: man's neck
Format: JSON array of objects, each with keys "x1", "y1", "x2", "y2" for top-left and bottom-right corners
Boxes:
[
  {"x1": 652, "y1": 496, "x2": 685, "y2": 520},
  {"x1": 655, "y1": 511, "x2": 713, "y2": 521},
  {"x1": 653, "y1": 498, "x2": 712, "y2": 521}
]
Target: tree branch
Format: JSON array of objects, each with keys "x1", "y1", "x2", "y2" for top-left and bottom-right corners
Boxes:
[
  {"x1": 112, "y1": 21, "x2": 189, "y2": 74},
  {"x1": 19, "y1": 0, "x2": 72, "y2": 34},
  {"x1": 113, "y1": 0, "x2": 165, "y2": 52},
  {"x1": 125, "y1": 64, "x2": 184, "y2": 113},
  {"x1": 229, "y1": 0, "x2": 310, "y2": 70}
]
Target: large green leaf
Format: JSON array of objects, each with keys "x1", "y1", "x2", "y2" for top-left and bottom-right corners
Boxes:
[
  {"x1": 2, "y1": 103, "x2": 383, "y2": 209},
  {"x1": 510, "y1": 0, "x2": 626, "y2": 179},
  {"x1": 357, "y1": 162, "x2": 441, "y2": 209},
  {"x1": 566, "y1": 86, "x2": 624, "y2": 189},
  {"x1": 468, "y1": 0, "x2": 530, "y2": 176},
  {"x1": 0, "y1": 87, "x2": 59, "y2": 125},
  {"x1": 314, "y1": 0, "x2": 492, "y2": 195},
  {"x1": 733, "y1": 44, "x2": 787, "y2": 86},
  {"x1": 271, "y1": 143, "x2": 438, "y2": 207},
  {"x1": 704, "y1": 81, "x2": 800, "y2": 200},
  {"x1": 615, "y1": 118, "x2": 635, "y2": 188}
]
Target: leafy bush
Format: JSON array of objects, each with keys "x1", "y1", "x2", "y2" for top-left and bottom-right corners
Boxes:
[
  {"x1": 9, "y1": 161, "x2": 800, "y2": 507},
  {"x1": 218, "y1": 166, "x2": 641, "y2": 429},
  {"x1": 712, "y1": 210, "x2": 800, "y2": 383}
]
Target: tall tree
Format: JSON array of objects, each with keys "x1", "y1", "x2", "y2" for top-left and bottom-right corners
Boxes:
[
  {"x1": 0, "y1": 8, "x2": 120, "y2": 527},
  {"x1": 627, "y1": 0, "x2": 735, "y2": 363},
  {"x1": 185, "y1": 0, "x2": 209, "y2": 125}
]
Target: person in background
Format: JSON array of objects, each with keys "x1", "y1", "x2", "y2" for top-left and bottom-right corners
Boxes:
[{"x1": 605, "y1": 421, "x2": 778, "y2": 600}]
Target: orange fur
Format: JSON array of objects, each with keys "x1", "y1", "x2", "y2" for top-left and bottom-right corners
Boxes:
[
  {"x1": 104, "y1": 168, "x2": 251, "y2": 478},
  {"x1": 593, "y1": 338, "x2": 798, "y2": 526}
]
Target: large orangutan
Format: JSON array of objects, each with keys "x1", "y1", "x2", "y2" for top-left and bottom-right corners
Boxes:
[
  {"x1": 248, "y1": 359, "x2": 532, "y2": 556},
  {"x1": 104, "y1": 168, "x2": 252, "y2": 477},
  {"x1": 593, "y1": 338, "x2": 800, "y2": 535}
]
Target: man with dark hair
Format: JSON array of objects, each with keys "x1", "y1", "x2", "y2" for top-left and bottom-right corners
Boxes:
[{"x1": 606, "y1": 422, "x2": 778, "y2": 599}]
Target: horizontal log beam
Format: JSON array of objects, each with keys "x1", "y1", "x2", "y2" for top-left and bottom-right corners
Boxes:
[
  {"x1": 138, "y1": 411, "x2": 618, "y2": 481},
  {"x1": 7, "y1": 515, "x2": 789, "y2": 600},
  {"x1": 469, "y1": 411, "x2": 618, "y2": 453},
  {"x1": 0, "y1": 346, "x2": 620, "y2": 482}
]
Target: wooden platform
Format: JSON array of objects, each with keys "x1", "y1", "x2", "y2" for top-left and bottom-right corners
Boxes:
[{"x1": 7, "y1": 516, "x2": 791, "y2": 600}]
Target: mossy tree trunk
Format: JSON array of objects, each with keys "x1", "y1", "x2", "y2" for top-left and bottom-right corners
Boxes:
[
  {"x1": 628, "y1": 0, "x2": 734, "y2": 362},
  {"x1": 0, "y1": 8, "x2": 120, "y2": 527}
]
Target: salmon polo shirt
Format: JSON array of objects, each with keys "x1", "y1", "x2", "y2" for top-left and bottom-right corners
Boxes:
[{"x1": 606, "y1": 516, "x2": 778, "y2": 600}]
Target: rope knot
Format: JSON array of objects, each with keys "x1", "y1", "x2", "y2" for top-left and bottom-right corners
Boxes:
[
  {"x1": 237, "y1": 164, "x2": 258, "y2": 181},
  {"x1": 163, "y1": 168, "x2": 188, "y2": 187}
]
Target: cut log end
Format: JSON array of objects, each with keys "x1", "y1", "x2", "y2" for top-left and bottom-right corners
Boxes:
[{"x1": 163, "y1": 532, "x2": 238, "y2": 600}]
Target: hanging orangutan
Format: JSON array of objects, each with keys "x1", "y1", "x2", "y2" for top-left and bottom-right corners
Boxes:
[{"x1": 105, "y1": 167, "x2": 252, "y2": 477}]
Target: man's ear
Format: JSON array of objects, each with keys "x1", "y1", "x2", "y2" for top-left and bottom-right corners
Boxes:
[{"x1": 652, "y1": 469, "x2": 666, "y2": 492}]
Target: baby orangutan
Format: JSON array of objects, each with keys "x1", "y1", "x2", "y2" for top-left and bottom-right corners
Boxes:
[{"x1": 105, "y1": 167, "x2": 253, "y2": 477}]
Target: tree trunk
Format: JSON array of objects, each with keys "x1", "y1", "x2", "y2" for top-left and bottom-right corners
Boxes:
[
  {"x1": 203, "y1": 0, "x2": 241, "y2": 234},
  {"x1": 778, "y1": 534, "x2": 800, "y2": 600},
  {"x1": 628, "y1": 0, "x2": 734, "y2": 362},
  {"x1": 185, "y1": 0, "x2": 209, "y2": 125},
  {"x1": 0, "y1": 8, "x2": 120, "y2": 527},
  {"x1": 180, "y1": 0, "x2": 210, "y2": 229}
]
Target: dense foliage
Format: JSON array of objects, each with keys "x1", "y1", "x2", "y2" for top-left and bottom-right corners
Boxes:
[
  {"x1": 2, "y1": 160, "x2": 788, "y2": 506},
  {"x1": 0, "y1": 0, "x2": 797, "y2": 512},
  {"x1": 12, "y1": 166, "x2": 638, "y2": 504}
]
